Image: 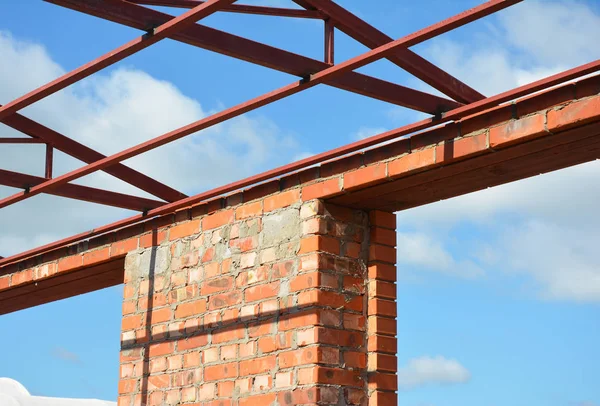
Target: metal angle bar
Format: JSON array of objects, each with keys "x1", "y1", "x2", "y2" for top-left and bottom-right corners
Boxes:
[
  {"x1": 294, "y1": 0, "x2": 492, "y2": 103},
  {"x1": 126, "y1": 0, "x2": 325, "y2": 19},
  {"x1": 324, "y1": 19, "x2": 334, "y2": 65},
  {"x1": 1, "y1": 106, "x2": 186, "y2": 202},
  {"x1": 0, "y1": 0, "x2": 530, "y2": 211},
  {"x1": 46, "y1": 0, "x2": 462, "y2": 113},
  {"x1": 0, "y1": 169, "x2": 164, "y2": 211},
  {"x1": 0, "y1": 0, "x2": 235, "y2": 122},
  {"x1": 0, "y1": 138, "x2": 46, "y2": 144},
  {"x1": 45, "y1": 144, "x2": 54, "y2": 178},
  {"x1": 1, "y1": 64, "x2": 597, "y2": 268}
]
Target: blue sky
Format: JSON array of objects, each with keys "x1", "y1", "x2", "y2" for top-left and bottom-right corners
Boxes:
[{"x1": 1, "y1": 1, "x2": 599, "y2": 405}]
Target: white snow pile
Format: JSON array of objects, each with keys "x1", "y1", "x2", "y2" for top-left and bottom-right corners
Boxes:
[{"x1": 0, "y1": 378, "x2": 115, "y2": 406}]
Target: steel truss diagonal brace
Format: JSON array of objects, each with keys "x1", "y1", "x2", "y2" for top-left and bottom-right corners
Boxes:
[
  {"x1": 0, "y1": 0, "x2": 520, "y2": 211},
  {"x1": 45, "y1": 0, "x2": 462, "y2": 114}
]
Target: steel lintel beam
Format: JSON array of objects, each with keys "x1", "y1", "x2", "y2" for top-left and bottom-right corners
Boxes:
[
  {"x1": 0, "y1": 0, "x2": 522, "y2": 211},
  {"x1": 1, "y1": 108, "x2": 187, "y2": 202},
  {"x1": 294, "y1": 0, "x2": 487, "y2": 104},
  {"x1": 1, "y1": 65, "x2": 598, "y2": 268},
  {"x1": 0, "y1": 169, "x2": 164, "y2": 211},
  {"x1": 46, "y1": 0, "x2": 462, "y2": 113},
  {"x1": 126, "y1": 0, "x2": 325, "y2": 19},
  {"x1": 0, "y1": 0, "x2": 235, "y2": 122}
]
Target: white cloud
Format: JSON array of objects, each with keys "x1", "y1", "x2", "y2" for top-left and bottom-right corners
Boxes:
[
  {"x1": 0, "y1": 31, "x2": 306, "y2": 256},
  {"x1": 395, "y1": 1, "x2": 600, "y2": 302},
  {"x1": 396, "y1": 231, "x2": 483, "y2": 279},
  {"x1": 397, "y1": 356, "x2": 471, "y2": 390}
]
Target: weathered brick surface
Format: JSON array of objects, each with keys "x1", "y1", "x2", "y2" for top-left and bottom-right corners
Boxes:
[{"x1": 115, "y1": 194, "x2": 396, "y2": 406}]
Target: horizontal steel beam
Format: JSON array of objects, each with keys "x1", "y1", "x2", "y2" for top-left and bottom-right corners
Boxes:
[
  {"x1": 1, "y1": 107, "x2": 186, "y2": 202},
  {"x1": 295, "y1": 0, "x2": 489, "y2": 103},
  {"x1": 0, "y1": 0, "x2": 235, "y2": 122},
  {"x1": 0, "y1": 169, "x2": 164, "y2": 211},
  {"x1": 46, "y1": 0, "x2": 462, "y2": 113},
  {"x1": 0, "y1": 138, "x2": 46, "y2": 144},
  {"x1": 126, "y1": 0, "x2": 325, "y2": 19},
  {"x1": 0, "y1": 63, "x2": 597, "y2": 268}
]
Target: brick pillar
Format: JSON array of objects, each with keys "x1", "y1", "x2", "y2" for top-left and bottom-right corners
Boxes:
[
  {"x1": 366, "y1": 211, "x2": 397, "y2": 405},
  {"x1": 117, "y1": 195, "x2": 397, "y2": 405}
]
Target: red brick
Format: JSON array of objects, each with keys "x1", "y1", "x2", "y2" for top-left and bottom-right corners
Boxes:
[
  {"x1": 209, "y1": 291, "x2": 241, "y2": 310},
  {"x1": 368, "y1": 280, "x2": 396, "y2": 300},
  {"x1": 369, "y1": 244, "x2": 396, "y2": 264},
  {"x1": 201, "y1": 276, "x2": 233, "y2": 295},
  {"x1": 169, "y1": 219, "x2": 200, "y2": 241},
  {"x1": 242, "y1": 282, "x2": 277, "y2": 304},
  {"x1": 118, "y1": 379, "x2": 136, "y2": 394},
  {"x1": 367, "y1": 335, "x2": 397, "y2": 354},
  {"x1": 298, "y1": 366, "x2": 363, "y2": 387},
  {"x1": 202, "y1": 209, "x2": 234, "y2": 230},
  {"x1": 290, "y1": 271, "x2": 337, "y2": 292},
  {"x1": 367, "y1": 263, "x2": 396, "y2": 282},
  {"x1": 368, "y1": 372, "x2": 398, "y2": 391},
  {"x1": 150, "y1": 307, "x2": 172, "y2": 324},
  {"x1": 177, "y1": 334, "x2": 209, "y2": 351},
  {"x1": 387, "y1": 148, "x2": 435, "y2": 178},
  {"x1": 175, "y1": 299, "x2": 207, "y2": 318},
  {"x1": 547, "y1": 97, "x2": 600, "y2": 132},
  {"x1": 489, "y1": 114, "x2": 547, "y2": 149},
  {"x1": 302, "y1": 178, "x2": 342, "y2": 201},
  {"x1": 204, "y1": 362, "x2": 239, "y2": 382},
  {"x1": 239, "y1": 393, "x2": 276, "y2": 406},
  {"x1": 111, "y1": 238, "x2": 138, "y2": 257},
  {"x1": 239, "y1": 355, "x2": 276, "y2": 375},
  {"x1": 298, "y1": 235, "x2": 340, "y2": 255},
  {"x1": 368, "y1": 298, "x2": 396, "y2": 317},
  {"x1": 57, "y1": 255, "x2": 82, "y2": 272},
  {"x1": 368, "y1": 316, "x2": 396, "y2": 336},
  {"x1": 121, "y1": 314, "x2": 142, "y2": 331},
  {"x1": 369, "y1": 390, "x2": 398, "y2": 406},
  {"x1": 83, "y1": 247, "x2": 110, "y2": 266},
  {"x1": 213, "y1": 326, "x2": 245, "y2": 344},
  {"x1": 370, "y1": 227, "x2": 396, "y2": 246},
  {"x1": 344, "y1": 351, "x2": 367, "y2": 369},
  {"x1": 235, "y1": 200, "x2": 263, "y2": 220},
  {"x1": 139, "y1": 230, "x2": 167, "y2": 248},
  {"x1": 11, "y1": 269, "x2": 33, "y2": 286},
  {"x1": 368, "y1": 211, "x2": 396, "y2": 229},
  {"x1": 278, "y1": 388, "x2": 317, "y2": 406},
  {"x1": 264, "y1": 189, "x2": 300, "y2": 212},
  {"x1": 436, "y1": 132, "x2": 489, "y2": 163},
  {"x1": 343, "y1": 163, "x2": 387, "y2": 191},
  {"x1": 148, "y1": 342, "x2": 174, "y2": 358},
  {"x1": 368, "y1": 352, "x2": 397, "y2": 372}
]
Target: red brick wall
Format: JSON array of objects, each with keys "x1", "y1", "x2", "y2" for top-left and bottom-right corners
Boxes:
[{"x1": 117, "y1": 195, "x2": 397, "y2": 406}]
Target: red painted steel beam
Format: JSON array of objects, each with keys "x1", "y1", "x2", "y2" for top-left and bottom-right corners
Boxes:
[
  {"x1": 126, "y1": 0, "x2": 325, "y2": 19},
  {"x1": 45, "y1": 144, "x2": 54, "y2": 178},
  {"x1": 46, "y1": 0, "x2": 462, "y2": 113},
  {"x1": 0, "y1": 138, "x2": 46, "y2": 144},
  {"x1": 1, "y1": 107, "x2": 186, "y2": 202},
  {"x1": 0, "y1": 0, "x2": 235, "y2": 122},
  {"x1": 0, "y1": 0, "x2": 528, "y2": 211},
  {"x1": 0, "y1": 169, "x2": 164, "y2": 211},
  {"x1": 294, "y1": 0, "x2": 489, "y2": 104},
  {"x1": 324, "y1": 19, "x2": 334, "y2": 65},
  {"x1": 0, "y1": 65, "x2": 598, "y2": 268}
]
